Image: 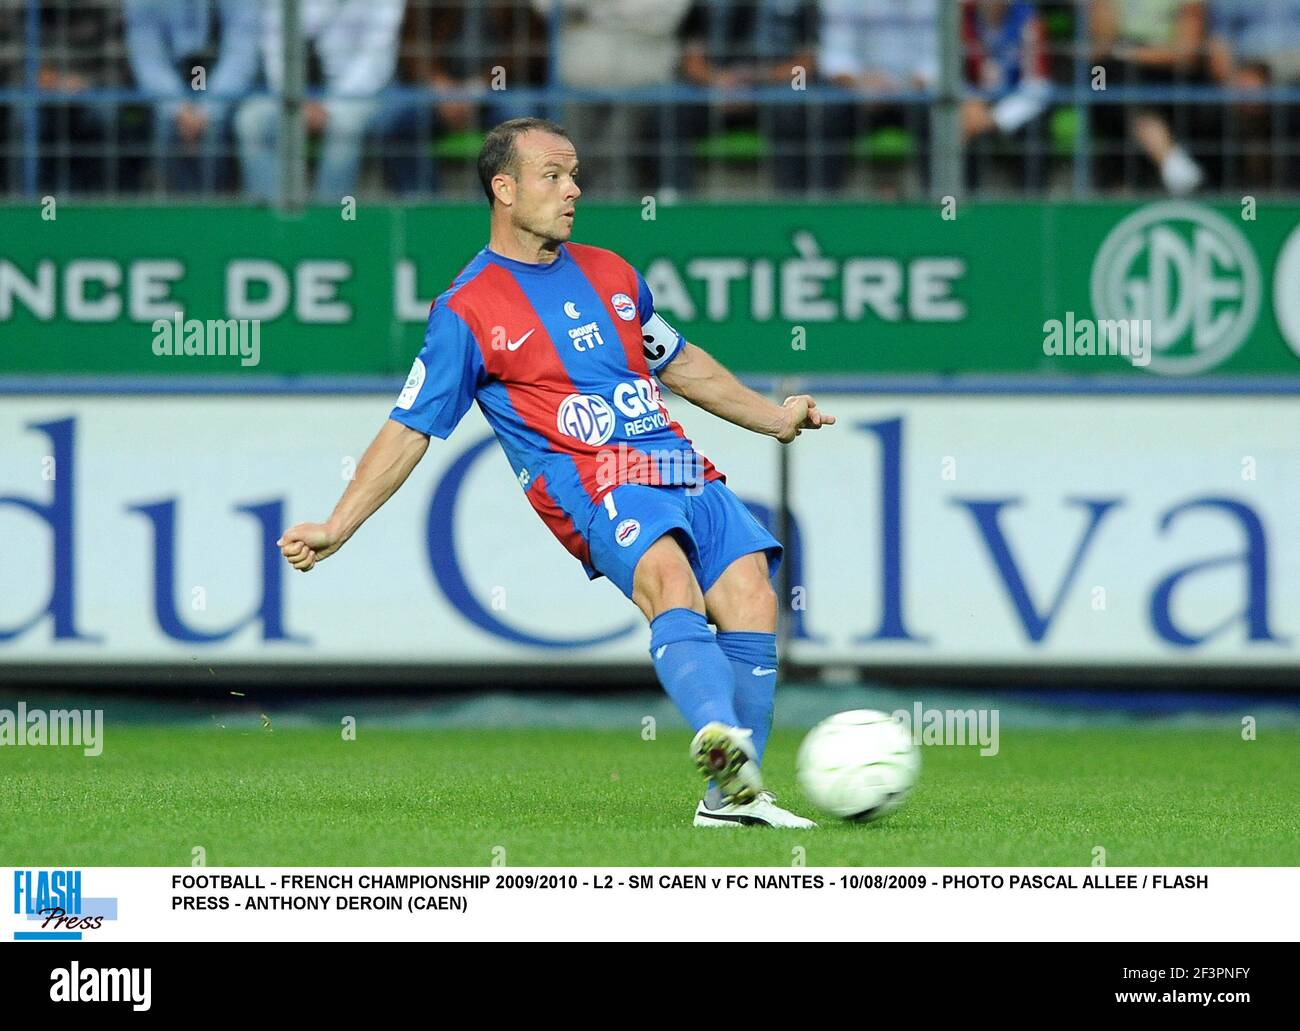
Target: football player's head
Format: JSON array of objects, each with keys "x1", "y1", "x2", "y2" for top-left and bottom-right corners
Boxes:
[{"x1": 480, "y1": 118, "x2": 579, "y2": 245}]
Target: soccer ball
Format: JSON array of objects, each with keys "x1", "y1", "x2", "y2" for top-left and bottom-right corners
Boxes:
[{"x1": 796, "y1": 710, "x2": 920, "y2": 821}]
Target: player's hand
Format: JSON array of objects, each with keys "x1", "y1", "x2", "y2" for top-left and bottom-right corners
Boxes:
[
  {"x1": 276, "y1": 522, "x2": 340, "y2": 573},
  {"x1": 775, "y1": 395, "x2": 836, "y2": 443}
]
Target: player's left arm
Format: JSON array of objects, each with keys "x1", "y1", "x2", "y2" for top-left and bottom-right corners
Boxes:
[{"x1": 656, "y1": 341, "x2": 835, "y2": 444}]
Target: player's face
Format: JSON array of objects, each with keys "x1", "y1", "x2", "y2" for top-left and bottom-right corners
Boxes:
[{"x1": 509, "y1": 132, "x2": 581, "y2": 244}]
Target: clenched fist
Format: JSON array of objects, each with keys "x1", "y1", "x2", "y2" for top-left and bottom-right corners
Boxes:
[{"x1": 277, "y1": 522, "x2": 341, "y2": 573}]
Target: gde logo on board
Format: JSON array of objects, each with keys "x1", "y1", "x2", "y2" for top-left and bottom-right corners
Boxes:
[
  {"x1": 556, "y1": 393, "x2": 616, "y2": 445},
  {"x1": 1090, "y1": 202, "x2": 1261, "y2": 375}
]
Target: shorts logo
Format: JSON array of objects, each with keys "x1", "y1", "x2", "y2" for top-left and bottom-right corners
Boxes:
[
  {"x1": 556, "y1": 393, "x2": 616, "y2": 445},
  {"x1": 395, "y1": 358, "x2": 425, "y2": 410},
  {"x1": 614, "y1": 518, "x2": 641, "y2": 547},
  {"x1": 611, "y1": 293, "x2": 636, "y2": 321}
]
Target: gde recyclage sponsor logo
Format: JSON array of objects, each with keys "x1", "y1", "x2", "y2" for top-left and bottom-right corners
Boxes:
[
  {"x1": 557, "y1": 379, "x2": 669, "y2": 445},
  {"x1": 1090, "y1": 202, "x2": 1261, "y2": 375},
  {"x1": 12, "y1": 870, "x2": 118, "y2": 940}
]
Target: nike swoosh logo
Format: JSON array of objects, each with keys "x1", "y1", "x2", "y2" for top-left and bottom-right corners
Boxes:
[
  {"x1": 506, "y1": 329, "x2": 535, "y2": 351},
  {"x1": 655, "y1": 645, "x2": 667, "y2": 659},
  {"x1": 751, "y1": 666, "x2": 777, "y2": 676}
]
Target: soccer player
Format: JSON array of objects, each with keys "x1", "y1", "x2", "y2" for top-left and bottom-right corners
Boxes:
[{"x1": 277, "y1": 118, "x2": 835, "y2": 828}]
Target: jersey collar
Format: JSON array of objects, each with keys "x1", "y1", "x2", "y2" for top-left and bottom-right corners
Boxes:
[{"x1": 483, "y1": 243, "x2": 570, "y2": 275}]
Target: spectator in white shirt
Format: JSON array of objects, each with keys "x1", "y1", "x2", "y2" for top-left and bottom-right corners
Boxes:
[
  {"x1": 235, "y1": 0, "x2": 405, "y2": 201},
  {"x1": 779, "y1": 0, "x2": 939, "y2": 193},
  {"x1": 531, "y1": 0, "x2": 693, "y2": 196}
]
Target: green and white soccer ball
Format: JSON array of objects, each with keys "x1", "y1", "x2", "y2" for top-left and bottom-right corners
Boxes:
[{"x1": 796, "y1": 710, "x2": 920, "y2": 821}]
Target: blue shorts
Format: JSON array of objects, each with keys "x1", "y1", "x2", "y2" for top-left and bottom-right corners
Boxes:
[{"x1": 581, "y1": 479, "x2": 783, "y2": 600}]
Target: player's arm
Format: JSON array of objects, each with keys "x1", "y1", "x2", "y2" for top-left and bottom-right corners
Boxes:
[
  {"x1": 656, "y1": 341, "x2": 835, "y2": 443},
  {"x1": 278, "y1": 419, "x2": 430, "y2": 572},
  {"x1": 279, "y1": 302, "x2": 483, "y2": 572}
]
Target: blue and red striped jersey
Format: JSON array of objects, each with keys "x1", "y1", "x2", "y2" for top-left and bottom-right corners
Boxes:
[{"x1": 389, "y1": 241, "x2": 724, "y2": 532}]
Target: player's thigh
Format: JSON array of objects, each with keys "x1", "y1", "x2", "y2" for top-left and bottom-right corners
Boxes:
[
  {"x1": 585, "y1": 484, "x2": 703, "y2": 619},
  {"x1": 704, "y1": 550, "x2": 778, "y2": 633},
  {"x1": 631, "y1": 531, "x2": 706, "y2": 622},
  {"x1": 688, "y1": 480, "x2": 783, "y2": 630}
]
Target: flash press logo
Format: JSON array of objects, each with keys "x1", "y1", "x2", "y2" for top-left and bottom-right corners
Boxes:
[
  {"x1": 12, "y1": 870, "x2": 118, "y2": 940},
  {"x1": 1090, "y1": 202, "x2": 1260, "y2": 375}
]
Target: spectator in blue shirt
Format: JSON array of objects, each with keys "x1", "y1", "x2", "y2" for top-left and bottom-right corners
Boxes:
[
  {"x1": 960, "y1": 1, "x2": 1051, "y2": 190},
  {"x1": 0, "y1": 0, "x2": 19, "y2": 194},
  {"x1": 125, "y1": 0, "x2": 261, "y2": 193},
  {"x1": 1208, "y1": 0, "x2": 1300, "y2": 189}
]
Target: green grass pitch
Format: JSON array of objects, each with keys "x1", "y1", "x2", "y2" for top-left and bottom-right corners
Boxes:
[{"x1": 2, "y1": 725, "x2": 1297, "y2": 866}]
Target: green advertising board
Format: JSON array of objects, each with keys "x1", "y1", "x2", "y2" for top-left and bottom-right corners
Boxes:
[{"x1": 2, "y1": 201, "x2": 1298, "y2": 377}]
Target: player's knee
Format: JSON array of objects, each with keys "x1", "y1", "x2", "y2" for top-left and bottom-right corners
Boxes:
[
  {"x1": 734, "y1": 578, "x2": 778, "y2": 628},
  {"x1": 709, "y1": 559, "x2": 778, "y2": 629}
]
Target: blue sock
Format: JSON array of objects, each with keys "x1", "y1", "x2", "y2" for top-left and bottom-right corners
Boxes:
[
  {"x1": 648, "y1": 608, "x2": 739, "y2": 732},
  {"x1": 715, "y1": 631, "x2": 778, "y2": 763}
]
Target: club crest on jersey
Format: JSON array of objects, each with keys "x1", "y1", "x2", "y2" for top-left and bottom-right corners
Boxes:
[
  {"x1": 557, "y1": 393, "x2": 616, "y2": 445},
  {"x1": 395, "y1": 358, "x2": 425, "y2": 410},
  {"x1": 614, "y1": 518, "x2": 641, "y2": 547},
  {"x1": 610, "y1": 293, "x2": 636, "y2": 321}
]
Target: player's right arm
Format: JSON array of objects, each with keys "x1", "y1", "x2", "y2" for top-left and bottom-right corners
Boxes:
[
  {"x1": 278, "y1": 301, "x2": 484, "y2": 572},
  {"x1": 278, "y1": 420, "x2": 430, "y2": 572}
]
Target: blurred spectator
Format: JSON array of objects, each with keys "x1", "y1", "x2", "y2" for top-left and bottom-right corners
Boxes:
[
  {"x1": 784, "y1": 0, "x2": 939, "y2": 194},
  {"x1": 1090, "y1": 0, "x2": 1210, "y2": 195},
  {"x1": 1208, "y1": 0, "x2": 1300, "y2": 190},
  {"x1": 645, "y1": 0, "x2": 818, "y2": 196},
  {"x1": 125, "y1": 0, "x2": 260, "y2": 194},
  {"x1": 961, "y1": 0, "x2": 1051, "y2": 190},
  {"x1": 235, "y1": 0, "x2": 404, "y2": 202},
  {"x1": 0, "y1": 0, "x2": 19, "y2": 193},
  {"x1": 532, "y1": 0, "x2": 692, "y2": 196},
  {"x1": 32, "y1": 0, "x2": 148, "y2": 194},
  {"x1": 383, "y1": 0, "x2": 546, "y2": 195}
]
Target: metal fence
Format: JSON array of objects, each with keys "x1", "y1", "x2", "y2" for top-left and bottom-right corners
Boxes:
[{"x1": 1, "y1": 0, "x2": 1299, "y2": 204}]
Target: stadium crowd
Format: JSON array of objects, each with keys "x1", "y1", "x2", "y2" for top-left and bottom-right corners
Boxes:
[{"x1": 0, "y1": 0, "x2": 1298, "y2": 199}]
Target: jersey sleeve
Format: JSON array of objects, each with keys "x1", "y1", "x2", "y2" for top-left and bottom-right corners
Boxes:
[
  {"x1": 634, "y1": 268, "x2": 686, "y2": 375},
  {"x1": 389, "y1": 304, "x2": 485, "y2": 439}
]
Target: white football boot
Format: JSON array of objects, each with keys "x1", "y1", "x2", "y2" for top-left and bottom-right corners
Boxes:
[
  {"x1": 693, "y1": 791, "x2": 818, "y2": 829},
  {"x1": 690, "y1": 722, "x2": 764, "y2": 804}
]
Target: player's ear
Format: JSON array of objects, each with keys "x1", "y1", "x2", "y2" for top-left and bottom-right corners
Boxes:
[{"x1": 492, "y1": 172, "x2": 514, "y2": 207}]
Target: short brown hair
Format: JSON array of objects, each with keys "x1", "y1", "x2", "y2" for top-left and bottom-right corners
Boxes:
[{"x1": 477, "y1": 117, "x2": 571, "y2": 206}]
